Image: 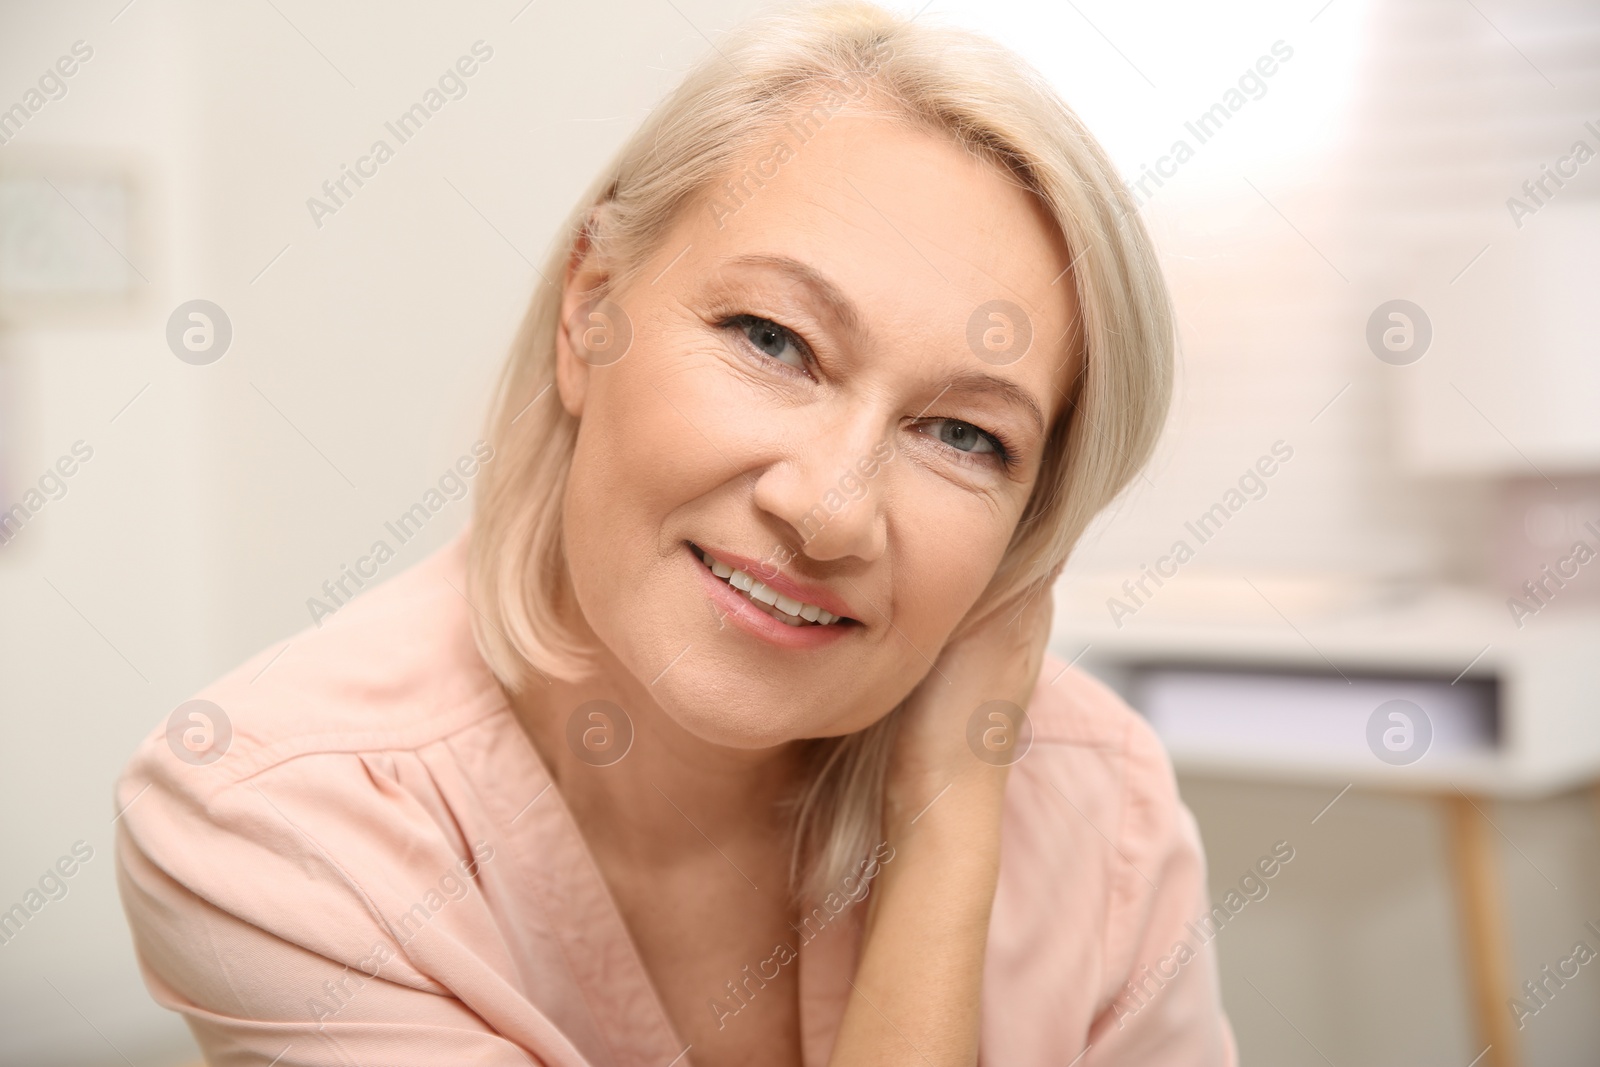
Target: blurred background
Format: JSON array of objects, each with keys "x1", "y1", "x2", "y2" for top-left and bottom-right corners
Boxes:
[{"x1": 2, "y1": 0, "x2": 1598, "y2": 1064}]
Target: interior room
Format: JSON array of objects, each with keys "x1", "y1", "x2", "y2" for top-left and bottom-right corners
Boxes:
[{"x1": 2, "y1": 1, "x2": 1596, "y2": 1064}]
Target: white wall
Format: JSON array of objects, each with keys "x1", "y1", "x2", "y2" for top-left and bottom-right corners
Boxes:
[{"x1": 2, "y1": 3, "x2": 206, "y2": 1063}]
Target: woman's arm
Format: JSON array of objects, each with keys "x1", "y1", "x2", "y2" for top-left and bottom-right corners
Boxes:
[
  {"x1": 114, "y1": 744, "x2": 578, "y2": 1067},
  {"x1": 828, "y1": 581, "x2": 1056, "y2": 1066}
]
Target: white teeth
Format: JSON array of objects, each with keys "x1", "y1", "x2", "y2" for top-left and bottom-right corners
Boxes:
[{"x1": 695, "y1": 546, "x2": 844, "y2": 626}]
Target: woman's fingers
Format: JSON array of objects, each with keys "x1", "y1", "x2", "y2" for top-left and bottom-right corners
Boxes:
[{"x1": 886, "y1": 576, "x2": 1057, "y2": 812}]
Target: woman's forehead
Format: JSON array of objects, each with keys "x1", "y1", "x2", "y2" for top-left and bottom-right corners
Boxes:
[
  {"x1": 655, "y1": 109, "x2": 1081, "y2": 416},
  {"x1": 700, "y1": 111, "x2": 1071, "y2": 302}
]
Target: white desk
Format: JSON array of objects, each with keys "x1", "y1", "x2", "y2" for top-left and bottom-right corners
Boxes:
[{"x1": 1050, "y1": 574, "x2": 1600, "y2": 1067}]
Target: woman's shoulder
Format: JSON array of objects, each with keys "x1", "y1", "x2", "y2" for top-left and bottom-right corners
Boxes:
[
  {"x1": 999, "y1": 651, "x2": 1197, "y2": 970},
  {"x1": 1020, "y1": 650, "x2": 1182, "y2": 817},
  {"x1": 120, "y1": 527, "x2": 507, "y2": 800},
  {"x1": 988, "y1": 653, "x2": 1234, "y2": 1064},
  {"x1": 111, "y1": 529, "x2": 521, "y2": 934},
  {"x1": 1012, "y1": 651, "x2": 1201, "y2": 912},
  {"x1": 111, "y1": 531, "x2": 533, "y2": 1034},
  {"x1": 1014, "y1": 651, "x2": 1202, "y2": 930}
]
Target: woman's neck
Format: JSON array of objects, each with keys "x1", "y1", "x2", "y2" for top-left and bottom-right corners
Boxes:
[{"x1": 507, "y1": 647, "x2": 808, "y2": 865}]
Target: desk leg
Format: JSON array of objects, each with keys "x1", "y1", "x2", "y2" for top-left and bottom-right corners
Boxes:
[{"x1": 1445, "y1": 793, "x2": 1520, "y2": 1067}]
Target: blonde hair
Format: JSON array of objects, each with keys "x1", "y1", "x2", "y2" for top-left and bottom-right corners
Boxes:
[{"x1": 467, "y1": 0, "x2": 1172, "y2": 904}]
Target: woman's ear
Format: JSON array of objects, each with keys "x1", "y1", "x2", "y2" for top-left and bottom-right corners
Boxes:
[{"x1": 554, "y1": 209, "x2": 614, "y2": 419}]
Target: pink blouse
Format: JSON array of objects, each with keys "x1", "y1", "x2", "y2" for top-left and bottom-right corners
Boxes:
[{"x1": 115, "y1": 528, "x2": 1236, "y2": 1065}]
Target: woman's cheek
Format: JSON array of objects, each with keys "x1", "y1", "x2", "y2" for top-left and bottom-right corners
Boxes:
[
  {"x1": 589, "y1": 343, "x2": 727, "y2": 501},
  {"x1": 895, "y1": 490, "x2": 1012, "y2": 641},
  {"x1": 611, "y1": 326, "x2": 749, "y2": 460}
]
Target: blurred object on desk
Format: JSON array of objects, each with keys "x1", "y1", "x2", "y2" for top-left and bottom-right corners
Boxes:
[
  {"x1": 1494, "y1": 475, "x2": 1600, "y2": 613},
  {"x1": 1135, "y1": 666, "x2": 1498, "y2": 766}
]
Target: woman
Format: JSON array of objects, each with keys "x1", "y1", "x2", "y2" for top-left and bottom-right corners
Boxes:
[{"x1": 116, "y1": 3, "x2": 1235, "y2": 1064}]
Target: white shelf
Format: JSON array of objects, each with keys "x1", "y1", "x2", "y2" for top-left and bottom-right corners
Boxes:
[{"x1": 1049, "y1": 573, "x2": 1600, "y2": 797}]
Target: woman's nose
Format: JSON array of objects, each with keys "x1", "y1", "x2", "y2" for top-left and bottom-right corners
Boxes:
[{"x1": 751, "y1": 415, "x2": 891, "y2": 565}]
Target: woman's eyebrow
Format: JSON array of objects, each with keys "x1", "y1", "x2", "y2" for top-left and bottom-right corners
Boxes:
[
  {"x1": 720, "y1": 253, "x2": 1048, "y2": 436},
  {"x1": 722, "y1": 253, "x2": 866, "y2": 337},
  {"x1": 934, "y1": 370, "x2": 1047, "y2": 438}
]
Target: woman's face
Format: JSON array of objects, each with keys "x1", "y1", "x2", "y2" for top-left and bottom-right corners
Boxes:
[{"x1": 556, "y1": 109, "x2": 1079, "y2": 748}]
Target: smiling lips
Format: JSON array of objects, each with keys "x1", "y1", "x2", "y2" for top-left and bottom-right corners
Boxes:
[{"x1": 690, "y1": 544, "x2": 851, "y2": 627}]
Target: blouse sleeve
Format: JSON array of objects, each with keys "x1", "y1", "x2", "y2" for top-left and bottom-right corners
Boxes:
[
  {"x1": 1083, "y1": 712, "x2": 1239, "y2": 1066},
  {"x1": 113, "y1": 739, "x2": 565, "y2": 1067}
]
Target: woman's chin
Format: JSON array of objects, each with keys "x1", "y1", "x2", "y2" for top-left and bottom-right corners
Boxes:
[
  {"x1": 657, "y1": 696, "x2": 813, "y2": 751},
  {"x1": 654, "y1": 682, "x2": 891, "y2": 751}
]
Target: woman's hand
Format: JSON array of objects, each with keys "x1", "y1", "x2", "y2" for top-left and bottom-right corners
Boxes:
[
  {"x1": 885, "y1": 576, "x2": 1058, "y2": 827},
  {"x1": 828, "y1": 574, "x2": 1058, "y2": 1067}
]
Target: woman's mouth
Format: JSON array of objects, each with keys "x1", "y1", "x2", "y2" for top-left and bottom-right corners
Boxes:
[{"x1": 688, "y1": 543, "x2": 851, "y2": 627}]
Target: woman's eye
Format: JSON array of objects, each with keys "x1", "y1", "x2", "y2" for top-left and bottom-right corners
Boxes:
[
  {"x1": 934, "y1": 419, "x2": 995, "y2": 453},
  {"x1": 731, "y1": 315, "x2": 807, "y2": 370},
  {"x1": 919, "y1": 419, "x2": 1008, "y2": 462}
]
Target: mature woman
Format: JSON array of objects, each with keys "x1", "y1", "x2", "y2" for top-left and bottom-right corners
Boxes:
[{"x1": 116, "y1": 3, "x2": 1235, "y2": 1064}]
